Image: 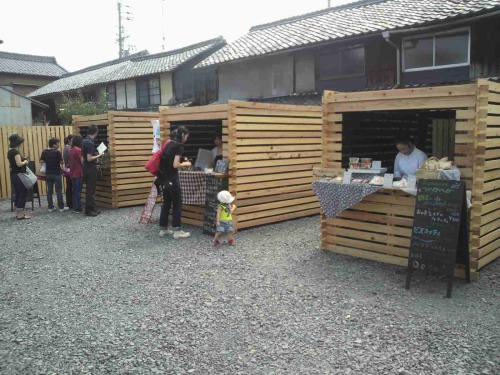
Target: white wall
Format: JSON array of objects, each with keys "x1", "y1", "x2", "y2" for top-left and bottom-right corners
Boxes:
[
  {"x1": 125, "y1": 80, "x2": 137, "y2": 109},
  {"x1": 0, "y1": 88, "x2": 32, "y2": 126},
  {"x1": 218, "y1": 53, "x2": 316, "y2": 101},
  {"x1": 116, "y1": 81, "x2": 127, "y2": 110},
  {"x1": 160, "y1": 72, "x2": 173, "y2": 105}
]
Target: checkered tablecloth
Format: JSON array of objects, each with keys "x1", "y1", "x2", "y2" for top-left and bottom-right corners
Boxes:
[
  {"x1": 179, "y1": 171, "x2": 209, "y2": 205},
  {"x1": 312, "y1": 181, "x2": 382, "y2": 218}
]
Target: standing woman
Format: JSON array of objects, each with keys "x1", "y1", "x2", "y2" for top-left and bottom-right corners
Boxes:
[
  {"x1": 63, "y1": 135, "x2": 73, "y2": 209},
  {"x1": 69, "y1": 135, "x2": 84, "y2": 213},
  {"x1": 158, "y1": 126, "x2": 191, "y2": 239},
  {"x1": 40, "y1": 137, "x2": 69, "y2": 212},
  {"x1": 7, "y1": 134, "x2": 31, "y2": 220}
]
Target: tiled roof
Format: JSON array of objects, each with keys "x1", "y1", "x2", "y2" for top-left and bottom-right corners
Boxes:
[
  {"x1": 198, "y1": 0, "x2": 500, "y2": 67},
  {"x1": 28, "y1": 37, "x2": 226, "y2": 98},
  {"x1": 0, "y1": 51, "x2": 67, "y2": 77}
]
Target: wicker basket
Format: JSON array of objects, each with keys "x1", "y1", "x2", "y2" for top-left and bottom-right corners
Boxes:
[
  {"x1": 416, "y1": 157, "x2": 440, "y2": 180},
  {"x1": 416, "y1": 169, "x2": 440, "y2": 180}
]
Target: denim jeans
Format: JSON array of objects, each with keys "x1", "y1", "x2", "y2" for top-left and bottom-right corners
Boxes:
[
  {"x1": 159, "y1": 178, "x2": 182, "y2": 229},
  {"x1": 46, "y1": 174, "x2": 64, "y2": 209},
  {"x1": 12, "y1": 174, "x2": 27, "y2": 211},
  {"x1": 72, "y1": 177, "x2": 83, "y2": 211}
]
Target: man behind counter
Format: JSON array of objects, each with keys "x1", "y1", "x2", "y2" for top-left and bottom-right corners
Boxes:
[{"x1": 394, "y1": 139, "x2": 428, "y2": 179}]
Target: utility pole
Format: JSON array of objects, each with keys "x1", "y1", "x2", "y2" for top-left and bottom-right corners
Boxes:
[
  {"x1": 118, "y1": 1, "x2": 123, "y2": 58},
  {"x1": 328, "y1": 0, "x2": 331, "y2": 6},
  {"x1": 161, "y1": 0, "x2": 166, "y2": 51},
  {"x1": 117, "y1": 1, "x2": 133, "y2": 58}
]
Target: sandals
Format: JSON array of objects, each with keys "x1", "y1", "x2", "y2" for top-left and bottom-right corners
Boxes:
[{"x1": 16, "y1": 214, "x2": 31, "y2": 220}]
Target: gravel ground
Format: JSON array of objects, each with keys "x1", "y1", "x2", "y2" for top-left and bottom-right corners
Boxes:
[{"x1": 1, "y1": 198, "x2": 499, "y2": 375}]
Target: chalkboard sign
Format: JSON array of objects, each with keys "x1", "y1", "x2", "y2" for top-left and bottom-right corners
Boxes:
[
  {"x1": 214, "y1": 159, "x2": 229, "y2": 174},
  {"x1": 405, "y1": 179, "x2": 470, "y2": 297},
  {"x1": 203, "y1": 175, "x2": 229, "y2": 236}
]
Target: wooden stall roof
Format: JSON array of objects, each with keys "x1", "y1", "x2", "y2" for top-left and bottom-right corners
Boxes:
[
  {"x1": 160, "y1": 104, "x2": 229, "y2": 122},
  {"x1": 160, "y1": 101, "x2": 322, "y2": 120}
]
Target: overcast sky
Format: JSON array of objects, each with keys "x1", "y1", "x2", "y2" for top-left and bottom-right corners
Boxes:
[{"x1": 1, "y1": 0, "x2": 353, "y2": 72}]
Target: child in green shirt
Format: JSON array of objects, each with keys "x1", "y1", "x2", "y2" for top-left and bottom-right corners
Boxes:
[{"x1": 214, "y1": 190, "x2": 237, "y2": 247}]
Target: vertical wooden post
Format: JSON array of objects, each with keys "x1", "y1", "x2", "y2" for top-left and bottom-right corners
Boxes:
[
  {"x1": 227, "y1": 102, "x2": 238, "y2": 232},
  {"x1": 470, "y1": 80, "x2": 490, "y2": 273}
]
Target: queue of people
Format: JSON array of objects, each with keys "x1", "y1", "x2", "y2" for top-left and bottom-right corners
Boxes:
[
  {"x1": 8, "y1": 125, "x2": 239, "y2": 245},
  {"x1": 7, "y1": 124, "x2": 104, "y2": 219}
]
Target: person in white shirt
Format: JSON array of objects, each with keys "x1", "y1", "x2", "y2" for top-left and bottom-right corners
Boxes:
[{"x1": 394, "y1": 139, "x2": 427, "y2": 179}]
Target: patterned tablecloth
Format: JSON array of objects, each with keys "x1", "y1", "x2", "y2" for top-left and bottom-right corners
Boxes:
[
  {"x1": 179, "y1": 171, "x2": 210, "y2": 205},
  {"x1": 312, "y1": 181, "x2": 383, "y2": 218}
]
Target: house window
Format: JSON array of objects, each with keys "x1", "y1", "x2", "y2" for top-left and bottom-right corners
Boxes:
[
  {"x1": 403, "y1": 28, "x2": 470, "y2": 71},
  {"x1": 137, "y1": 76, "x2": 161, "y2": 108},
  {"x1": 319, "y1": 46, "x2": 365, "y2": 79},
  {"x1": 106, "y1": 84, "x2": 116, "y2": 109}
]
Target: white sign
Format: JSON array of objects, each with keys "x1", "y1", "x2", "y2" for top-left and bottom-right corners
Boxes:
[
  {"x1": 383, "y1": 173, "x2": 394, "y2": 188},
  {"x1": 407, "y1": 175, "x2": 417, "y2": 190},
  {"x1": 343, "y1": 171, "x2": 352, "y2": 185},
  {"x1": 151, "y1": 119, "x2": 161, "y2": 153},
  {"x1": 97, "y1": 142, "x2": 107, "y2": 154},
  {"x1": 372, "y1": 160, "x2": 382, "y2": 169}
]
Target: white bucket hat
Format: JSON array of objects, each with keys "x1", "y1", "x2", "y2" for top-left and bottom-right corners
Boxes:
[{"x1": 217, "y1": 190, "x2": 234, "y2": 204}]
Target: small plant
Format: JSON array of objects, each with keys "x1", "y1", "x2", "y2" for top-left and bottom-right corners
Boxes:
[{"x1": 58, "y1": 91, "x2": 108, "y2": 125}]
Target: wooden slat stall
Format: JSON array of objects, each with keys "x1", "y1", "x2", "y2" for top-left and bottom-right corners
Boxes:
[
  {"x1": 73, "y1": 111, "x2": 159, "y2": 208},
  {"x1": 0, "y1": 125, "x2": 72, "y2": 198},
  {"x1": 159, "y1": 101, "x2": 322, "y2": 231},
  {"x1": 321, "y1": 80, "x2": 499, "y2": 279},
  {"x1": 159, "y1": 105, "x2": 228, "y2": 228},
  {"x1": 472, "y1": 80, "x2": 500, "y2": 271}
]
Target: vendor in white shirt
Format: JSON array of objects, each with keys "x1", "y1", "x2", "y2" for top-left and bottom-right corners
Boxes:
[{"x1": 394, "y1": 139, "x2": 427, "y2": 179}]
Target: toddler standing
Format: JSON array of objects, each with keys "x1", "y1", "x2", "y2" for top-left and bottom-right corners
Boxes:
[{"x1": 214, "y1": 190, "x2": 236, "y2": 247}]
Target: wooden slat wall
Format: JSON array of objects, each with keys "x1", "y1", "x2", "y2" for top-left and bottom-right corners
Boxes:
[
  {"x1": 0, "y1": 125, "x2": 73, "y2": 198},
  {"x1": 160, "y1": 102, "x2": 322, "y2": 230},
  {"x1": 229, "y1": 101, "x2": 322, "y2": 229},
  {"x1": 73, "y1": 112, "x2": 160, "y2": 208},
  {"x1": 110, "y1": 111, "x2": 160, "y2": 208},
  {"x1": 471, "y1": 80, "x2": 500, "y2": 270},
  {"x1": 321, "y1": 82, "x2": 497, "y2": 277}
]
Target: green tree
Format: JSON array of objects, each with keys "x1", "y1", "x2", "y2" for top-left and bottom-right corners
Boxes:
[{"x1": 57, "y1": 91, "x2": 108, "y2": 125}]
